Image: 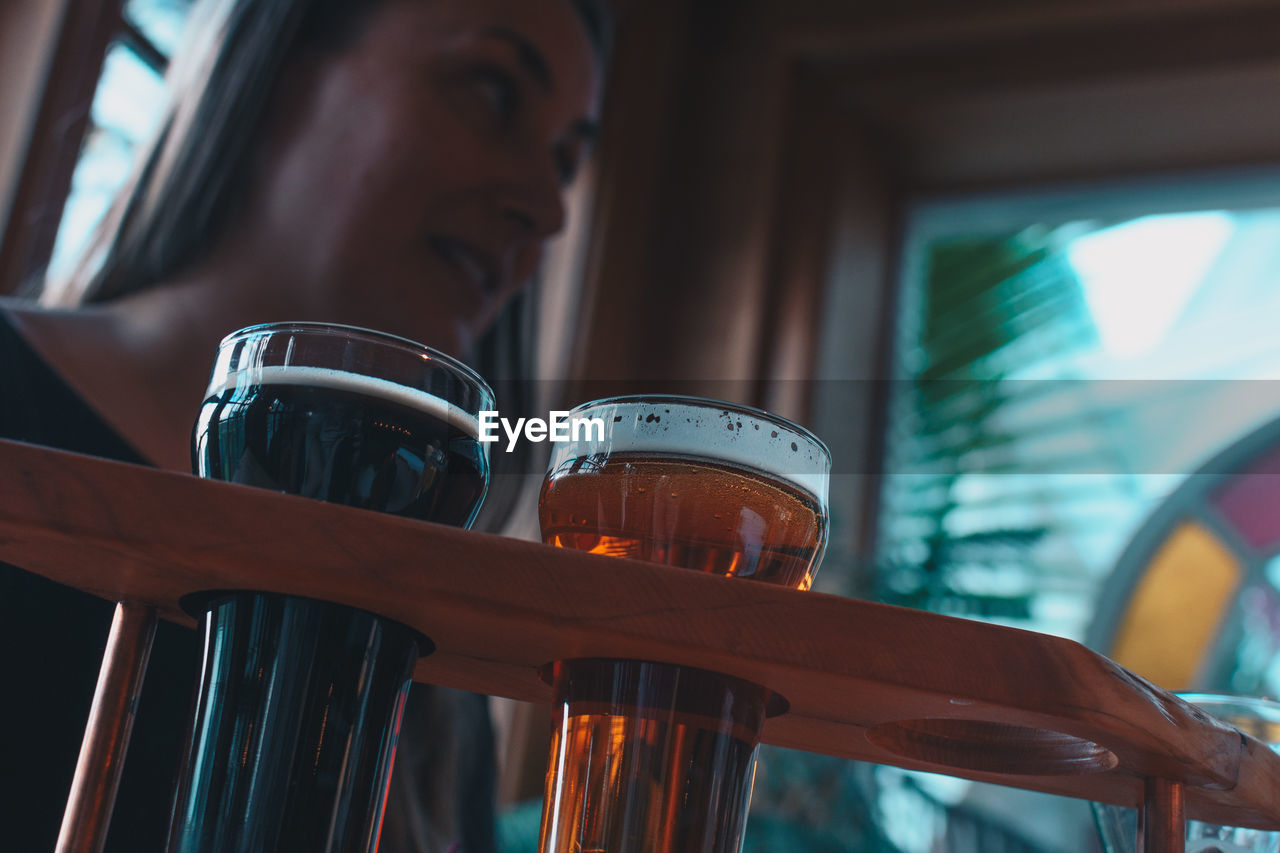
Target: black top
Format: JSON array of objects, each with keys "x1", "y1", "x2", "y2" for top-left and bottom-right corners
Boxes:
[{"x1": 0, "y1": 310, "x2": 198, "y2": 851}]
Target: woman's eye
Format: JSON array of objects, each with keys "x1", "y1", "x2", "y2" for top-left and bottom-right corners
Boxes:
[
  {"x1": 554, "y1": 145, "x2": 581, "y2": 186},
  {"x1": 468, "y1": 66, "x2": 520, "y2": 124}
]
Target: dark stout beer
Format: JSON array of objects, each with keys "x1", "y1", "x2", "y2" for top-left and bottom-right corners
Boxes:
[
  {"x1": 194, "y1": 365, "x2": 487, "y2": 526},
  {"x1": 173, "y1": 326, "x2": 493, "y2": 853}
]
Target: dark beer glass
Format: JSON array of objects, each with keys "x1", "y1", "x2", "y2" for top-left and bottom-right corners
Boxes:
[
  {"x1": 537, "y1": 395, "x2": 830, "y2": 853},
  {"x1": 170, "y1": 323, "x2": 493, "y2": 853}
]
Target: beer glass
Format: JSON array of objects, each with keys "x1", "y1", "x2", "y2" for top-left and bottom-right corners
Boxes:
[
  {"x1": 1093, "y1": 693, "x2": 1280, "y2": 853},
  {"x1": 170, "y1": 323, "x2": 493, "y2": 853},
  {"x1": 536, "y1": 395, "x2": 831, "y2": 853}
]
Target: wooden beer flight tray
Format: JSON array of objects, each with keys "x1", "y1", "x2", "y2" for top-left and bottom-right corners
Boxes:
[{"x1": 4, "y1": 438, "x2": 1279, "y2": 839}]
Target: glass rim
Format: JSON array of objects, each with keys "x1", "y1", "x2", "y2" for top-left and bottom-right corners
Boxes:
[
  {"x1": 1176, "y1": 691, "x2": 1280, "y2": 718},
  {"x1": 217, "y1": 321, "x2": 493, "y2": 401},
  {"x1": 563, "y1": 393, "x2": 832, "y2": 465}
]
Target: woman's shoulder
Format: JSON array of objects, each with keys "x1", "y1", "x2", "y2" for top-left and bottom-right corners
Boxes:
[
  {"x1": 0, "y1": 299, "x2": 49, "y2": 378},
  {"x1": 0, "y1": 298, "x2": 96, "y2": 382},
  {"x1": 0, "y1": 299, "x2": 145, "y2": 463},
  {"x1": 0, "y1": 298, "x2": 125, "y2": 381}
]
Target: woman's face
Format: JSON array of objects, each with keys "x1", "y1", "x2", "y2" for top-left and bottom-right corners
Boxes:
[{"x1": 240, "y1": 0, "x2": 602, "y2": 355}]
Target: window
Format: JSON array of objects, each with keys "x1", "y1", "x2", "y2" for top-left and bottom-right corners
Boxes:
[
  {"x1": 43, "y1": 0, "x2": 193, "y2": 283},
  {"x1": 803, "y1": 170, "x2": 1280, "y2": 853},
  {"x1": 874, "y1": 169, "x2": 1280, "y2": 646}
]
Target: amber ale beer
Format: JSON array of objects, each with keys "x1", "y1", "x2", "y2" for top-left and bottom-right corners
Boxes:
[
  {"x1": 172, "y1": 323, "x2": 493, "y2": 853},
  {"x1": 537, "y1": 396, "x2": 830, "y2": 853}
]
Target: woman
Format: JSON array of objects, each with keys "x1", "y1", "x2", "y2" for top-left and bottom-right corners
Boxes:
[{"x1": 0, "y1": 0, "x2": 607, "y2": 849}]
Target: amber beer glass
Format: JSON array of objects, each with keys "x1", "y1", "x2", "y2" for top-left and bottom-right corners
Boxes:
[
  {"x1": 171, "y1": 323, "x2": 493, "y2": 853},
  {"x1": 537, "y1": 395, "x2": 831, "y2": 853}
]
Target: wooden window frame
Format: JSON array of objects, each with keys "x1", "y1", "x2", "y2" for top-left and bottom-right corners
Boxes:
[{"x1": 0, "y1": 0, "x2": 126, "y2": 296}]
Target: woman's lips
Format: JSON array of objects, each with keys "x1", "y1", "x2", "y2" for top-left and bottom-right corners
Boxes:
[{"x1": 428, "y1": 236, "x2": 500, "y2": 299}]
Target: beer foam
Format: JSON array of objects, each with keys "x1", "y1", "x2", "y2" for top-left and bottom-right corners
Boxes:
[
  {"x1": 549, "y1": 398, "x2": 830, "y2": 501},
  {"x1": 209, "y1": 364, "x2": 480, "y2": 438}
]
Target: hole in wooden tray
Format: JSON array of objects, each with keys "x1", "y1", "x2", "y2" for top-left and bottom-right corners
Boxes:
[
  {"x1": 536, "y1": 660, "x2": 792, "y2": 717},
  {"x1": 866, "y1": 718, "x2": 1118, "y2": 776}
]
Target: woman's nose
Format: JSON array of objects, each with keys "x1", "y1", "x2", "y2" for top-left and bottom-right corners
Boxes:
[{"x1": 498, "y1": 151, "x2": 567, "y2": 240}]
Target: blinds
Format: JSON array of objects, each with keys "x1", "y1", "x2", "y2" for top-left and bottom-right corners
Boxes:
[
  {"x1": 876, "y1": 208, "x2": 1280, "y2": 638},
  {"x1": 876, "y1": 226, "x2": 1179, "y2": 637}
]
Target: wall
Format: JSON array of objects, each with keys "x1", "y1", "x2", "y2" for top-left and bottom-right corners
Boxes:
[{"x1": 578, "y1": 0, "x2": 1280, "y2": 386}]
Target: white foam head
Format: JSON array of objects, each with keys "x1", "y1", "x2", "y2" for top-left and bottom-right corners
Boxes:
[
  {"x1": 210, "y1": 364, "x2": 481, "y2": 440},
  {"x1": 547, "y1": 396, "x2": 830, "y2": 501}
]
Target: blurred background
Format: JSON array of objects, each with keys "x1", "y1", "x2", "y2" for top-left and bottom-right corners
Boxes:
[{"x1": 7, "y1": 0, "x2": 1280, "y2": 849}]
